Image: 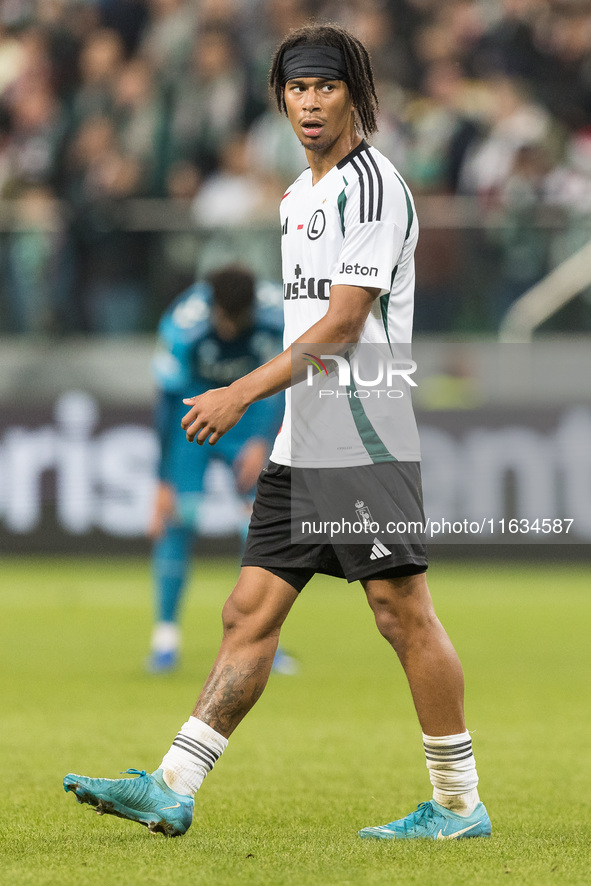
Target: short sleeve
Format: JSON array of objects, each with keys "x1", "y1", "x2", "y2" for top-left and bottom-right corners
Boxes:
[{"x1": 330, "y1": 167, "x2": 410, "y2": 294}]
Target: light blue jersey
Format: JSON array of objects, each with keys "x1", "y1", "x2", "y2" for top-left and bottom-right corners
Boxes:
[{"x1": 153, "y1": 280, "x2": 284, "y2": 493}]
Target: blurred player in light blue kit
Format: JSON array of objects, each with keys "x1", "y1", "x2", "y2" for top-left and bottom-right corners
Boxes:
[{"x1": 147, "y1": 265, "x2": 295, "y2": 674}]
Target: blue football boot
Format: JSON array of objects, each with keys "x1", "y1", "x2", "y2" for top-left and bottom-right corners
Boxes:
[
  {"x1": 63, "y1": 768, "x2": 193, "y2": 837},
  {"x1": 359, "y1": 799, "x2": 491, "y2": 840},
  {"x1": 145, "y1": 649, "x2": 179, "y2": 674}
]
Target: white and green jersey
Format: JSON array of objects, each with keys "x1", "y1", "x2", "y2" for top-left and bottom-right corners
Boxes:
[{"x1": 270, "y1": 140, "x2": 421, "y2": 468}]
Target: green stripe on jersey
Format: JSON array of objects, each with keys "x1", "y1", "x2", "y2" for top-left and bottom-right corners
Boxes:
[
  {"x1": 337, "y1": 180, "x2": 347, "y2": 235},
  {"x1": 379, "y1": 266, "x2": 401, "y2": 353},
  {"x1": 380, "y1": 291, "x2": 392, "y2": 353},
  {"x1": 379, "y1": 177, "x2": 412, "y2": 348},
  {"x1": 346, "y1": 375, "x2": 397, "y2": 463},
  {"x1": 394, "y1": 171, "x2": 414, "y2": 241}
]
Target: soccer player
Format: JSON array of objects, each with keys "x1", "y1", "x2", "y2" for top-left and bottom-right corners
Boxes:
[
  {"x1": 64, "y1": 23, "x2": 491, "y2": 841},
  {"x1": 146, "y1": 265, "x2": 296, "y2": 675}
]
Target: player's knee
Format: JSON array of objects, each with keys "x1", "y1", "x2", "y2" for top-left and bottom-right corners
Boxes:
[
  {"x1": 372, "y1": 605, "x2": 399, "y2": 641},
  {"x1": 221, "y1": 590, "x2": 276, "y2": 644},
  {"x1": 372, "y1": 599, "x2": 438, "y2": 647},
  {"x1": 221, "y1": 593, "x2": 246, "y2": 636}
]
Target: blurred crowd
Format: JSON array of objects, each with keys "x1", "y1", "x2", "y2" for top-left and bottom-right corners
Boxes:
[{"x1": 2, "y1": 0, "x2": 591, "y2": 334}]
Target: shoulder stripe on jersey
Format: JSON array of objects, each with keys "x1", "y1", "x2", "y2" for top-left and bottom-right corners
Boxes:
[
  {"x1": 349, "y1": 157, "x2": 366, "y2": 223},
  {"x1": 357, "y1": 152, "x2": 375, "y2": 222},
  {"x1": 349, "y1": 147, "x2": 384, "y2": 224},
  {"x1": 365, "y1": 150, "x2": 384, "y2": 221}
]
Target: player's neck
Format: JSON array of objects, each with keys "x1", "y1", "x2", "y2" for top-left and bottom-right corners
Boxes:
[{"x1": 306, "y1": 131, "x2": 363, "y2": 185}]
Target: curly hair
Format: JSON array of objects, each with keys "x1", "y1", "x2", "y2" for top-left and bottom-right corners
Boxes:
[{"x1": 269, "y1": 22, "x2": 379, "y2": 138}]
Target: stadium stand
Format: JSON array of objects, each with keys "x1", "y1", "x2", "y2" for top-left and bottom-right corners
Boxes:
[{"x1": 1, "y1": 0, "x2": 591, "y2": 334}]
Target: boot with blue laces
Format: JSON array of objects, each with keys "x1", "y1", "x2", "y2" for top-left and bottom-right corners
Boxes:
[{"x1": 358, "y1": 798, "x2": 491, "y2": 840}]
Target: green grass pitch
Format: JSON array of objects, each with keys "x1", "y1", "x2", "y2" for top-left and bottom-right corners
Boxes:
[{"x1": 1, "y1": 556, "x2": 590, "y2": 885}]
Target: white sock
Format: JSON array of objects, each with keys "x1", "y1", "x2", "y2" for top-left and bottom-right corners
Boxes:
[
  {"x1": 160, "y1": 717, "x2": 228, "y2": 796},
  {"x1": 151, "y1": 621, "x2": 180, "y2": 653},
  {"x1": 423, "y1": 730, "x2": 480, "y2": 815}
]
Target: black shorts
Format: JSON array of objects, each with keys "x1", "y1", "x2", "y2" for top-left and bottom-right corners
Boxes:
[{"x1": 242, "y1": 460, "x2": 428, "y2": 592}]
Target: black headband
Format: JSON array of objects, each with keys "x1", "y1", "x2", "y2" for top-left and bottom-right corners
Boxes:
[{"x1": 281, "y1": 44, "x2": 348, "y2": 85}]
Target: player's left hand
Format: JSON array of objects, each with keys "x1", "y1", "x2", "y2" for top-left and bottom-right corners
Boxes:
[{"x1": 181, "y1": 387, "x2": 247, "y2": 445}]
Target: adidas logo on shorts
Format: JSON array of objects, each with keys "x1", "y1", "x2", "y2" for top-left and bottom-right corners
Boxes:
[{"x1": 370, "y1": 538, "x2": 392, "y2": 560}]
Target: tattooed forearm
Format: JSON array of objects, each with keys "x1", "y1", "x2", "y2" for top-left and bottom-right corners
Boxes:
[{"x1": 194, "y1": 654, "x2": 272, "y2": 737}]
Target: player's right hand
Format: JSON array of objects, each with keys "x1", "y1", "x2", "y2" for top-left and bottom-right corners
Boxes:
[{"x1": 181, "y1": 386, "x2": 247, "y2": 445}]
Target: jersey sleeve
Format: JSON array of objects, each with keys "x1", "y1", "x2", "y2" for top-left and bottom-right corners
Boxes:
[
  {"x1": 152, "y1": 285, "x2": 210, "y2": 394},
  {"x1": 152, "y1": 339, "x2": 192, "y2": 394},
  {"x1": 330, "y1": 167, "x2": 411, "y2": 295}
]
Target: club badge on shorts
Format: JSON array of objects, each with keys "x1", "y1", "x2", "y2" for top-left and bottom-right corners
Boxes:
[{"x1": 355, "y1": 499, "x2": 373, "y2": 528}]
